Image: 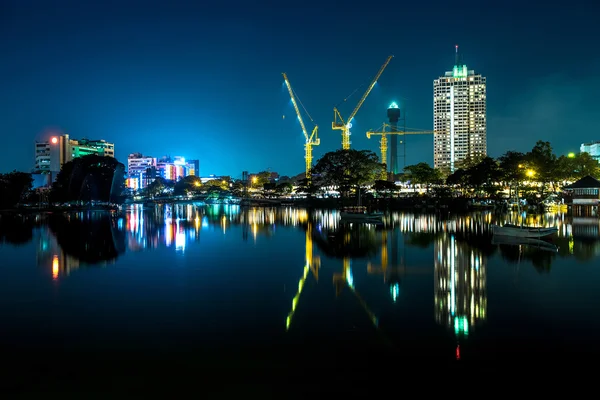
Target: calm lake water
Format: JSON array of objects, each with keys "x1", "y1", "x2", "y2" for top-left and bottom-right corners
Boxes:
[{"x1": 1, "y1": 204, "x2": 600, "y2": 374}]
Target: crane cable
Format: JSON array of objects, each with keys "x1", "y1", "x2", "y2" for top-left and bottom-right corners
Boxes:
[{"x1": 291, "y1": 86, "x2": 315, "y2": 124}]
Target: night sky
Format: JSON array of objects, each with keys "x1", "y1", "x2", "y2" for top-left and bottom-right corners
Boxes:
[{"x1": 1, "y1": 0, "x2": 598, "y2": 177}]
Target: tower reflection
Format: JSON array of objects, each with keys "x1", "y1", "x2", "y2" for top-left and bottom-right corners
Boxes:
[{"x1": 434, "y1": 234, "x2": 487, "y2": 337}]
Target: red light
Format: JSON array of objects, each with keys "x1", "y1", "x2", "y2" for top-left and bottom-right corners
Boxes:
[
  {"x1": 456, "y1": 345, "x2": 460, "y2": 360},
  {"x1": 51, "y1": 137, "x2": 58, "y2": 144}
]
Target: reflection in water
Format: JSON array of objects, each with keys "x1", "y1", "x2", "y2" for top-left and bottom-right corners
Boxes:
[
  {"x1": 434, "y1": 234, "x2": 487, "y2": 337},
  {"x1": 3, "y1": 205, "x2": 600, "y2": 359},
  {"x1": 36, "y1": 211, "x2": 126, "y2": 279},
  {"x1": 286, "y1": 221, "x2": 321, "y2": 330}
]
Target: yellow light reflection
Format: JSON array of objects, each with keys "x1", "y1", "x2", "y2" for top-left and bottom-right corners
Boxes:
[{"x1": 52, "y1": 255, "x2": 59, "y2": 280}]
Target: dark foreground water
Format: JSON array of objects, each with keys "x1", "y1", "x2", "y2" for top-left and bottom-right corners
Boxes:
[{"x1": 1, "y1": 204, "x2": 600, "y2": 389}]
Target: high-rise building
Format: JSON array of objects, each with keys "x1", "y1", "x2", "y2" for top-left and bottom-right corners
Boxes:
[
  {"x1": 434, "y1": 234, "x2": 486, "y2": 338},
  {"x1": 34, "y1": 134, "x2": 115, "y2": 180},
  {"x1": 433, "y1": 46, "x2": 486, "y2": 172},
  {"x1": 127, "y1": 153, "x2": 157, "y2": 190},
  {"x1": 187, "y1": 160, "x2": 200, "y2": 176},
  {"x1": 580, "y1": 141, "x2": 600, "y2": 163}
]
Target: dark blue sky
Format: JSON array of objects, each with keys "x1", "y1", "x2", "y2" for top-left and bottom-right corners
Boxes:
[{"x1": 1, "y1": 0, "x2": 598, "y2": 177}]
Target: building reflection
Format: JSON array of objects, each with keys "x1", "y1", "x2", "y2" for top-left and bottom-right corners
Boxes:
[
  {"x1": 434, "y1": 234, "x2": 487, "y2": 337},
  {"x1": 35, "y1": 211, "x2": 125, "y2": 280},
  {"x1": 36, "y1": 227, "x2": 80, "y2": 280}
]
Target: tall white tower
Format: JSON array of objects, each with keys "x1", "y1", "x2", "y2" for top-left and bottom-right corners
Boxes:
[{"x1": 433, "y1": 46, "x2": 486, "y2": 172}]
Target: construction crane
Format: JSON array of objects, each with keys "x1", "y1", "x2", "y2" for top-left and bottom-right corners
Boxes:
[
  {"x1": 366, "y1": 123, "x2": 436, "y2": 178},
  {"x1": 332, "y1": 56, "x2": 393, "y2": 150},
  {"x1": 282, "y1": 73, "x2": 320, "y2": 180}
]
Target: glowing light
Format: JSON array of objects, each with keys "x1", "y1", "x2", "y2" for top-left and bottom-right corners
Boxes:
[
  {"x1": 50, "y1": 137, "x2": 58, "y2": 144},
  {"x1": 388, "y1": 102, "x2": 399, "y2": 109},
  {"x1": 52, "y1": 255, "x2": 59, "y2": 280},
  {"x1": 568, "y1": 152, "x2": 575, "y2": 158}
]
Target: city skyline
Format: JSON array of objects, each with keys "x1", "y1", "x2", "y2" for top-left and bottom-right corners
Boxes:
[{"x1": 1, "y1": 1, "x2": 597, "y2": 177}]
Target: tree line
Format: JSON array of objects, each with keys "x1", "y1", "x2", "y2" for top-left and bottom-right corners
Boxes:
[{"x1": 298, "y1": 140, "x2": 599, "y2": 202}]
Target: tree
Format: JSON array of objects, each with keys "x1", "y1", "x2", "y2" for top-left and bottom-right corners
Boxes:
[
  {"x1": 50, "y1": 155, "x2": 125, "y2": 203},
  {"x1": 203, "y1": 179, "x2": 228, "y2": 191},
  {"x1": 498, "y1": 151, "x2": 526, "y2": 198},
  {"x1": 372, "y1": 180, "x2": 397, "y2": 199},
  {"x1": 465, "y1": 157, "x2": 501, "y2": 197},
  {"x1": 525, "y1": 140, "x2": 556, "y2": 199},
  {"x1": 403, "y1": 162, "x2": 442, "y2": 193},
  {"x1": 568, "y1": 152, "x2": 600, "y2": 180},
  {"x1": 295, "y1": 177, "x2": 320, "y2": 198},
  {"x1": 146, "y1": 177, "x2": 173, "y2": 198},
  {"x1": 173, "y1": 175, "x2": 202, "y2": 196},
  {"x1": 0, "y1": 171, "x2": 33, "y2": 208},
  {"x1": 311, "y1": 149, "x2": 384, "y2": 200}
]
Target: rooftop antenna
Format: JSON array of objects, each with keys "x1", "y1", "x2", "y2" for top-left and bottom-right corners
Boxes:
[{"x1": 455, "y1": 44, "x2": 459, "y2": 66}]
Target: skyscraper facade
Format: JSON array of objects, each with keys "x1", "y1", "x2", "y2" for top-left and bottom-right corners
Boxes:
[{"x1": 433, "y1": 47, "x2": 486, "y2": 172}]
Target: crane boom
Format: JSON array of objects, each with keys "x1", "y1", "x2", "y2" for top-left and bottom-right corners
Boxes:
[
  {"x1": 366, "y1": 123, "x2": 436, "y2": 179},
  {"x1": 347, "y1": 55, "x2": 393, "y2": 126},
  {"x1": 332, "y1": 56, "x2": 393, "y2": 150},
  {"x1": 283, "y1": 73, "x2": 309, "y2": 142},
  {"x1": 282, "y1": 73, "x2": 320, "y2": 180}
]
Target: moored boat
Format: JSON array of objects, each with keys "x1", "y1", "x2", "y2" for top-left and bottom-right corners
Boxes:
[
  {"x1": 491, "y1": 223, "x2": 558, "y2": 238},
  {"x1": 491, "y1": 235, "x2": 559, "y2": 252},
  {"x1": 340, "y1": 206, "x2": 383, "y2": 223}
]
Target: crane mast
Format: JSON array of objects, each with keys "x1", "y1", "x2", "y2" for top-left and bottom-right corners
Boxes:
[
  {"x1": 282, "y1": 73, "x2": 320, "y2": 180},
  {"x1": 333, "y1": 55, "x2": 393, "y2": 150},
  {"x1": 366, "y1": 123, "x2": 436, "y2": 179}
]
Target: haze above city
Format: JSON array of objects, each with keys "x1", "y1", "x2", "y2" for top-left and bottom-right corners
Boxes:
[{"x1": 1, "y1": 0, "x2": 598, "y2": 177}]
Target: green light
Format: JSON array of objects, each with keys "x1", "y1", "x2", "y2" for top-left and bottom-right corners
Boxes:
[
  {"x1": 452, "y1": 64, "x2": 468, "y2": 78},
  {"x1": 388, "y1": 102, "x2": 399, "y2": 109},
  {"x1": 568, "y1": 152, "x2": 575, "y2": 158}
]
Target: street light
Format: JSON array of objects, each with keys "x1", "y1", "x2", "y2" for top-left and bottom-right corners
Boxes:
[{"x1": 526, "y1": 169, "x2": 535, "y2": 178}]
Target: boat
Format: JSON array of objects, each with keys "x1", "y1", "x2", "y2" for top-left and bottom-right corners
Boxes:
[
  {"x1": 491, "y1": 235, "x2": 558, "y2": 252},
  {"x1": 340, "y1": 206, "x2": 383, "y2": 223},
  {"x1": 491, "y1": 223, "x2": 558, "y2": 238}
]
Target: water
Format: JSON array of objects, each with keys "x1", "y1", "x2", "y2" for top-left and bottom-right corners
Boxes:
[{"x1": 1, "y1": 205, "x2": 600, "y2": 375}]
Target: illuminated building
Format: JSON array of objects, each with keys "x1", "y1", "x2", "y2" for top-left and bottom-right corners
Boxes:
[
  {"x1": 580, "y1": 141, "x2": 600, "y2": 163},
  {"x1": 34, "y1": 134, "x2": 115, "y2": 181},
  {"x1": 433, "y1": 46, "x2": 486, "y2": 172},
  {"x1": 156, "y1": 156, "x2": 186, "y2": 181},
  {"x1": 187, "y1": 159, "x2": 200, "y2": 176},
  {"x1": 127, "y1": 153, "x2": 157, "y2": 190},
  {"x1": 434, "y1": 234, "x2": 486, "y2": 337}
]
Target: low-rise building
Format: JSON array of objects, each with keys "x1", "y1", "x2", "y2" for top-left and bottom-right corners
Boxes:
[
  {"x1": 580, "y1": 141, "x2": 600, "y2": 162},
  {"x1": 564, "y1": 175, "x2": 600, "y2": 217}
]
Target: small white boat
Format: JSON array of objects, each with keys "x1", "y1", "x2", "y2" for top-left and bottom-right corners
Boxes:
[
  {"x1": 340, "y1": 206, "x2": 383, "y2": 223},
  {"x1": 491, "y1": 224, "x2": 558, "y2": 238}
]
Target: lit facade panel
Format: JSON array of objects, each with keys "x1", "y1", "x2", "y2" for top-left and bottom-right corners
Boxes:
[
  {"x1": 127, "y1": 153, "x2": 157, "y2": 189},
  {"x1": 580, "y1": 141, "x2": 600, "y2": 162},
  {"x1": 433, "y1": 53, "x2": 487, "y2": 173},
  {"x1": 434, "y1": 234, "x2": 486, "y2": 337}
]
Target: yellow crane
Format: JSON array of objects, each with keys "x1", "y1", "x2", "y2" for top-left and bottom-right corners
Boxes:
[
  {"x1": 282, "y1": 73, "x2": 320, "y2": 180},
  {"x1": 366, "y1": 123, "x2": 436, "y2": 179},
  {"x1": 333, "y1": 56, "x2": 393, "y2": 150}
]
